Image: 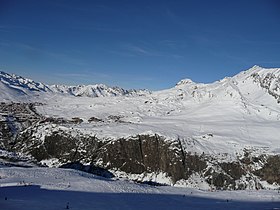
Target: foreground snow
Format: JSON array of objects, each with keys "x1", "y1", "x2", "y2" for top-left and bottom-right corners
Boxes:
[{"x1": 0, "y1": 167, "x2": 279, "y2": 210}]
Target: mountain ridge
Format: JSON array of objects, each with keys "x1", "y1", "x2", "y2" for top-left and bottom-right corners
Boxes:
[
  {"x1": 1, "y1": 65, "x2": 280, "y2": 98},
  {"x1": 0, "y1": 70, "x2": 150, "y2": 100}
]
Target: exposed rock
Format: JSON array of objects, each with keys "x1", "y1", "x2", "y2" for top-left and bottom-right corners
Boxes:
[
  {"x1": 15, "y1": 129, "x2": 102, "y2": 164},
  {"x1": 88, "y1": 117, "x2": 103, "y2": 123},
  {"x1": 251, "y1": 72, "x2": 280, "y2": 102},
  {"x1": 0, "y1": 102, "x2": 42, "y2": 149},
  {"x1": 185, "y1": 153, "x2": 207, "y2": 177},
  {"x1": 254, "y1": 155, "x2": 280, "y2": 185},
  {"x1": 71, "y1": 117, "x2": 83, "y2": 124},
  {"x1": 60, "y1": 162, "x2": 114, "y2": 178},
  {"x1": 220, "y1": 162, "x2": 245, "y2": 180},
  {"x1": 107, "y1": 115, "x2": 125, "y2": 123},
  {"x1": 97, "y1": 135, "x2": 207, "y2": 183},
  {"x1": 1, "y1": 102, "x2": 280, "y2": 190},
  {"x1": 206, "y1": 172, "x2": 235, "y2": 190}
]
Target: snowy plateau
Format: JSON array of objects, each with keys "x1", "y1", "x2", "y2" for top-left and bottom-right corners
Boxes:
[{"x1": 0, "y1": 65, "x2": 280, "y2": 209}]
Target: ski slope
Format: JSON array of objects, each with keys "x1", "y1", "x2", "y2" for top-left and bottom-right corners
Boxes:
[{"x1": 0, "y1": 167, "x2": 279, "y2": 210}]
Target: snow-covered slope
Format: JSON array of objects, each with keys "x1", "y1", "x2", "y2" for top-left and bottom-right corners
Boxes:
[
  {"x1": 0, "y1": 71, "x2": 49, "y2": 93},
  {"x1": 0, "y1": 71, "x2": 50, "y2": 101},
  {"x1": 35, "y1": 65, "x2": 280, "y2": 155},
  {"x1": 0, "y1": 167, "x2": 279, "y2": 210}
]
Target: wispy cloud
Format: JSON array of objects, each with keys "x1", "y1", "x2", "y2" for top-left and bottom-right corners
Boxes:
[
  {"x1": 112, "y1": 42, "x2": 184, "y2": 59},
  {"x1": 207, "y1": 49, "x2": 251, "y2": 65},
  {"x1": 240, "y1": 39, "x2": 280, "y2": 46},
  {"x1": 165, "y1": 8, "x2": 189, "y2": 28},
  {"x1": 194, "y1": 32, "x2": 280, "y2": 47},
  {"x1": 106, "y1": 50, "x2": 137, "y2": 57},
  {"x1": 55, "y1": 71, "x2": 110, "y2": 79},
  {"x1": 0, "y1": 40, "x2": 87, "y2": 66},
  {"x1": 257, "y1": 61, "x2": 280, "y2": 65},
  {"x1": 107, "y1": 43, "x2": 162, "y2": 57},
  {"x1": 159, "y1": 40, "x2": 179, "y2": 47},
  {"x1": 55, "y1": 73, "x2": 89, "y2": 78},
  {"x1": 125, "y1": 44, "x2": 162, "y2": 56},
  {"x1": 67, "y1": 22, "x2": 130, "y2": 33},
  {"x1": 50, "y1": 70, "x2": 115, "y2": 86}
]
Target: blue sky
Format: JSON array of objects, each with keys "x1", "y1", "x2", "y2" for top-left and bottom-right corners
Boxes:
[{"x1": 0, "y1": 0, "x2": 280, "y2": 90}]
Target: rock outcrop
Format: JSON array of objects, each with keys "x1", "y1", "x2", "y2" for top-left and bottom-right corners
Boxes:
[{"x1": 2, "y1": 110, "x2": 277, "y2": 190}]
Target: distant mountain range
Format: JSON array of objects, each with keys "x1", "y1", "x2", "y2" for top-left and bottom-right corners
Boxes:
[
  {"x1": 1, "y1": 65, "x2": 280, "y2": 103},
  {"x1": 0, "y1": 71, "x2": 150, "y2": 101}
]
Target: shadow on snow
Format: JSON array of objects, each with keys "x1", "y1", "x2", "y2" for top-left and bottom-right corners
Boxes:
[{"x1": 0, "y1": 185, "x2": 279, "y2": 210}]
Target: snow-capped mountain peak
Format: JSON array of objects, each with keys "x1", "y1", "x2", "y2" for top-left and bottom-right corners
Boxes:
[
  {"x1": 176, "y1": 78, "x2": 195, "y2": 87},
  {"x1": 233, "y1": 66, "x2": 280, "y2": 103},
  {"x1": 49, "y1": 83, "x2": 151, "y2": 97},
  {"x1": 234, "y1": 65, "x2": 280, "y2": 79},
  {"x1": 50, "y1": 83, "x2": 131, "y2": 97},
  {"x1": 0, "y1": 71, "x2": 50, "y2": 93},
  {"x1": 172, "y1": 66, "x2": 280, "y2": 104}
]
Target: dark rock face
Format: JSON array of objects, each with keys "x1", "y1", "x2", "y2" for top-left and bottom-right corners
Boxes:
[
  {"x1": 251, "y1": 72, "x2": 280, "y2": 103},
  {"x1": 254, "y1": 155, "x2": 280, "y2": 185},
  {"x1": 13, "y1": 129, "x2": 208, "y2": 184},
  {"x1": 60, "y1": 162, "x2": 114, "y2": 178},
  {"x1": 207, "y1": 172, "x2": 235, "y2": 190},
  {"x1": 97, "y1": 135, "x2": 192, "y2": 183},
  {"x1": 204, "y1": 162, "x2": 246, "y2": 190},
  {"x1": 0, "y1": 119, "x2": 14, "y2": 149},
  {"x1": 0, "y1": 102, "x2": 41, "y2": 150},
  {"x1": 220, "y1": 162, "x2": 245, "y2": 180},
  {"x1": 16, "y1": 129, "x2": 102, "y2": 165},
  {"x1": 184, "y1": 153, "x2": 207, "y2": 177}
]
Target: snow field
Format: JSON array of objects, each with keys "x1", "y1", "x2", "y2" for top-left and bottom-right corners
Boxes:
[{"x1": 0, "y1": 167, "x2": 280, "y2": 210}]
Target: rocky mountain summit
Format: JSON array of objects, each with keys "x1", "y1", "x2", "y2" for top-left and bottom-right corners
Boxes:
[{"x1": 0, "y1": 65, "x2": 280, "y2": 190}]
